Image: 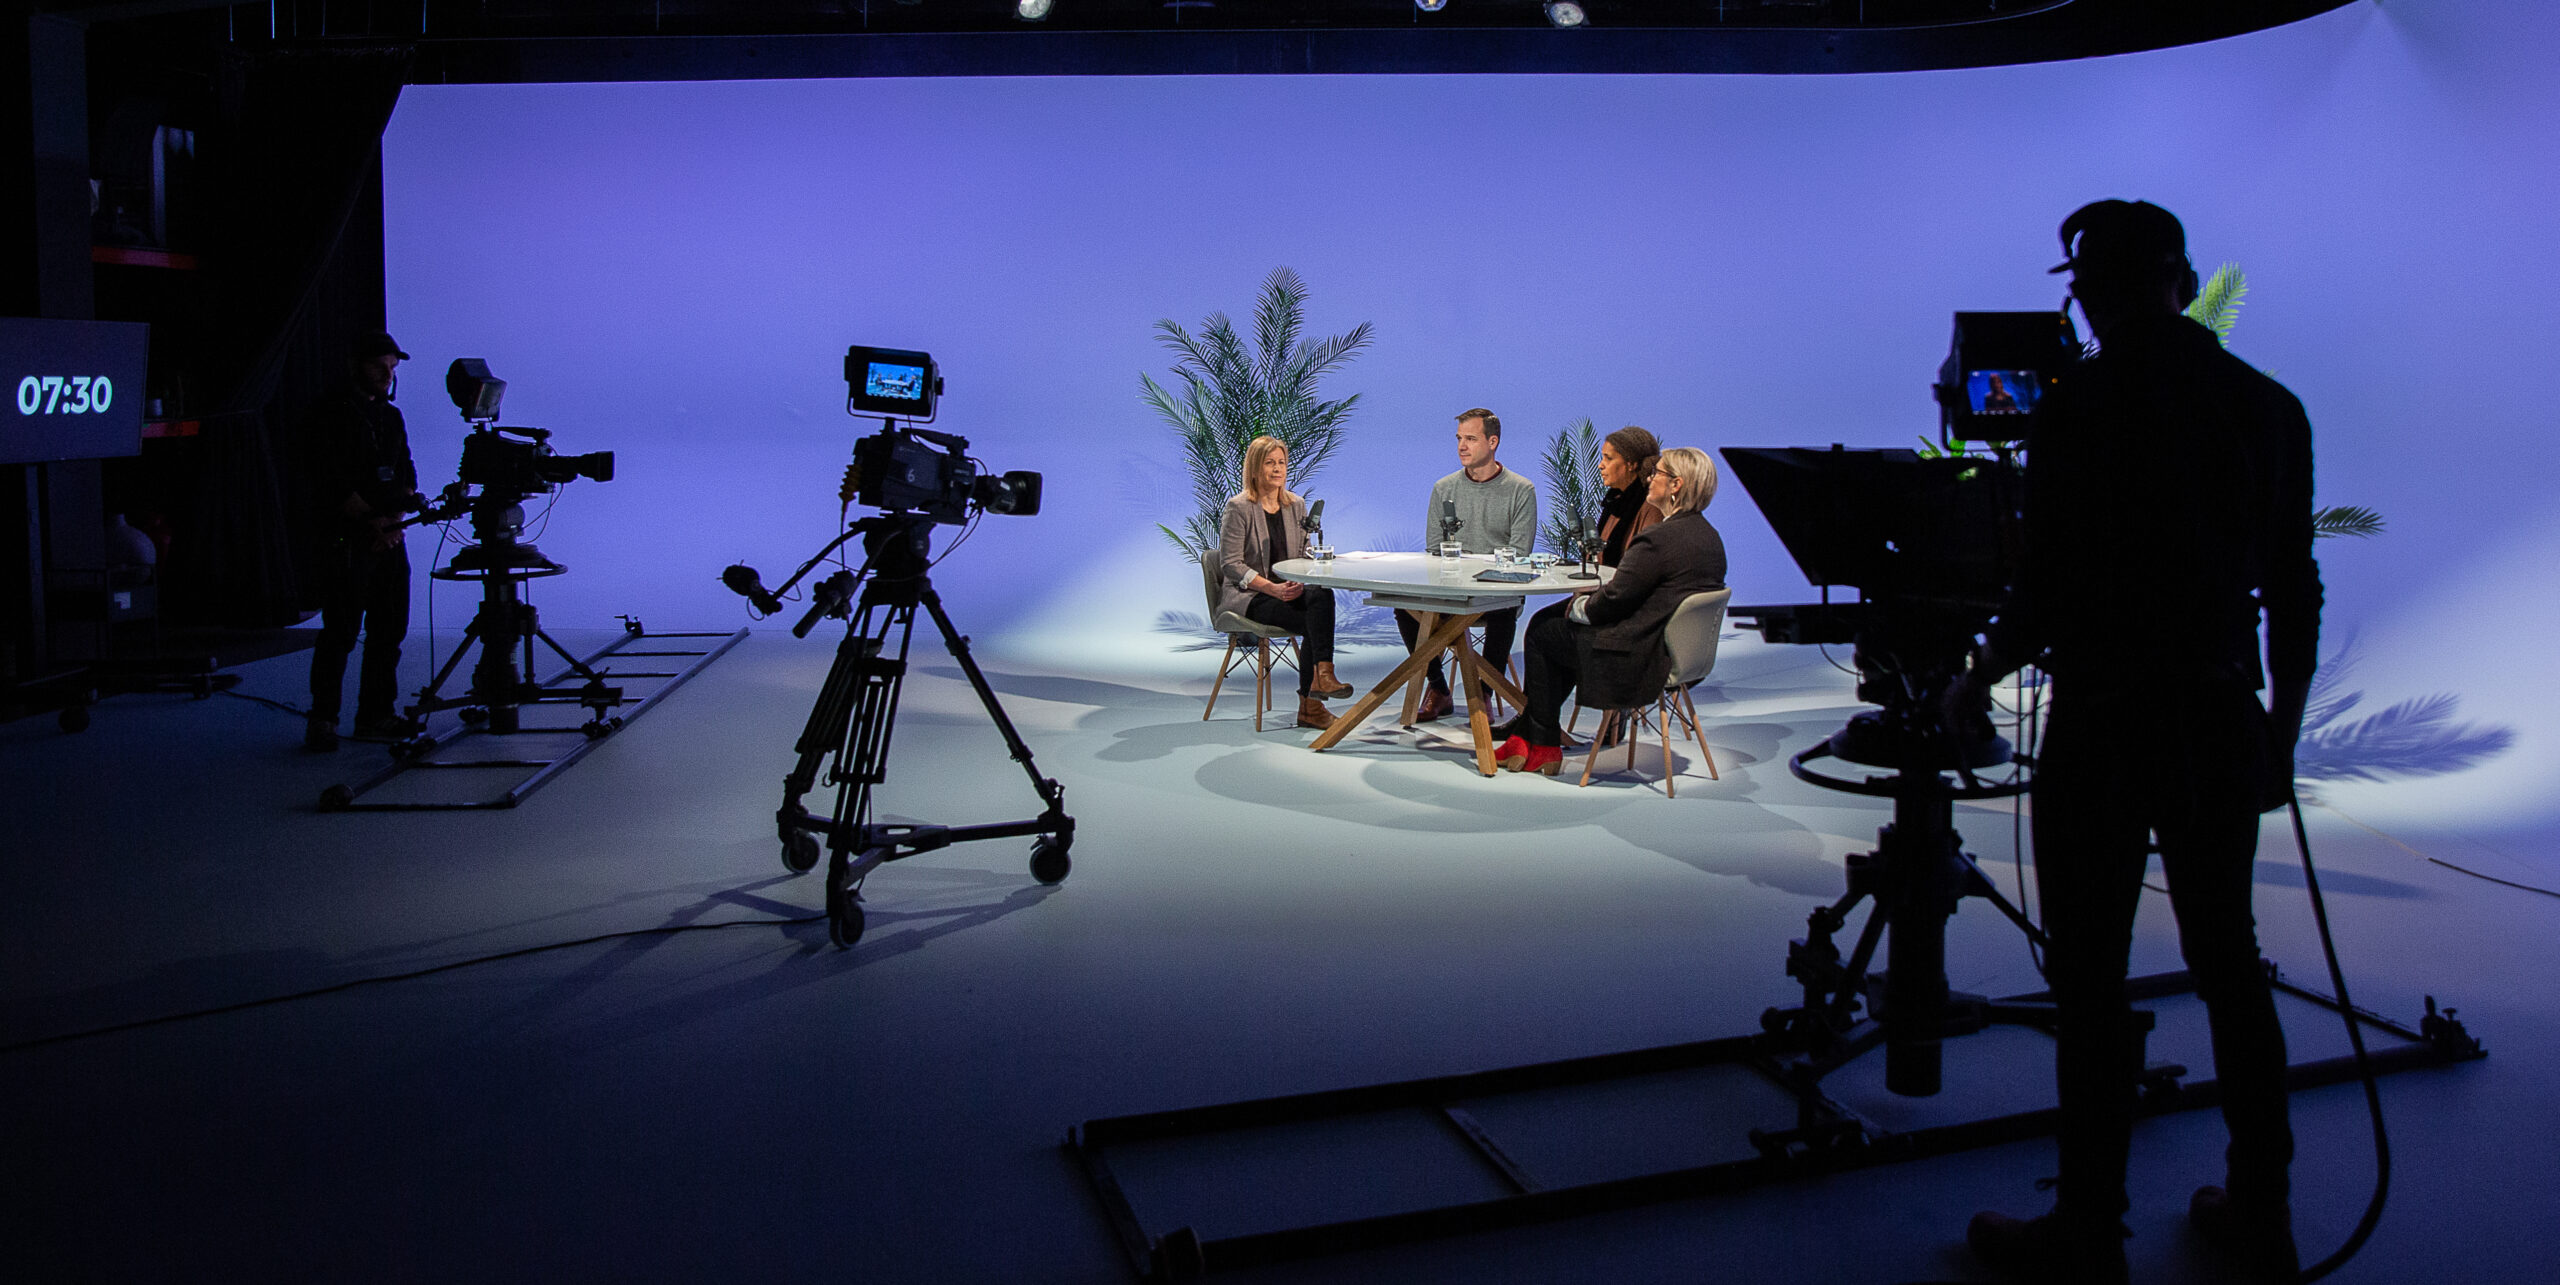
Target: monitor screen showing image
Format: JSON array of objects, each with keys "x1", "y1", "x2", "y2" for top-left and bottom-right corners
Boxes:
[
  {"x1": 866, "y1": 362, "x2": 926, "y2": 402},
  {"x1": 1965, "y1": 369, "x2": 2038, "y2": 416}
]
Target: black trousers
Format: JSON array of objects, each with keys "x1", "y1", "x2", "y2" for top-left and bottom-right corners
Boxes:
[
  {"x1": 308, "y1": 543, "x2": 411, "y2": 724},
  {"x1": 2034, "y1": 676, "x2": 2292, "y2": 1222},
  {"x1": 1518, "y1": 607, "x2": 1581, "y2": 746},
  {"x1": 1395, "y1": 605, "x2": 1517, "y2": 691},
  {"x1": 1243, "y1": 585, "x2": 1336, "y2": 695}
]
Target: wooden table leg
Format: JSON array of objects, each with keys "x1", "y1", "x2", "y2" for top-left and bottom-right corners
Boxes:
[
  {"x1": 1399, "y1": 611, "x2": 1437, "y2": 726},
  {"x1": 1450, "y1": 630, "x2": 1498, "y2": 775},
  {"x1": 1309, "y1": 611, "x2": 1478, "y2": 753}
]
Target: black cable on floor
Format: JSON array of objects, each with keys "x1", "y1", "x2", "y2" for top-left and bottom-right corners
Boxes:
[
  {"x1": 2289, "y1": 790, "x2": 2390, "y2": 1283},
  {"x1": 216, "y1": 688, "x2": 311, "y2": 719},
  {"x1": 0, "y1": 913, "x2": 826, "y2": 1057}
]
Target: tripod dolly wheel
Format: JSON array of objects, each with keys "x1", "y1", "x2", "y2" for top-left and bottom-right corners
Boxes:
[
  {"x1": 1029, "y1": 836, "x2": 1072, "y2": 886},
  {"x1": 782, "y1": 831, "x2": 821, "y2": 875},
  {"x1": 825, "y1": 852, "x2": 868, "y2": 949},
  {"x1": 58, "y1": 705, "x2": 89, "y2": 733},
  {"x1": 318, "y1": 784, "x2": 352, "y2": 812}
]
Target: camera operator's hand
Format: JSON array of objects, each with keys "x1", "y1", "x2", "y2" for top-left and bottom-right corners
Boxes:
[
  {"x1": 2260, "y1": 683, "x2": 2309, "y2": 813},
  {"x1": 368, "y1": 514, "x2": 405, "y2": 551}
]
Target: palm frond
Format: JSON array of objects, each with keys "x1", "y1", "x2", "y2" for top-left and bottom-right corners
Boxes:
[
  {"x1": 2312, "y1": 504, "x2": 2386, "y2": 540},
  {"x1": 2185, "y1": 262, "x2": 2247, "y2": 345},
  {"x1": 1538, "y1": 417, "x2": 1605, "y2": 558},
  {"x1": 1144, "y1": 268, "x2": 1374, "y2": 567}
]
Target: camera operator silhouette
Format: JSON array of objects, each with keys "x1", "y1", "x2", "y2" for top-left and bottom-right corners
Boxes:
[
  {"x1": 303, "y1": 331, "x2": 426, "y2": 751},
  {"x1": 1946, "y1": 200, "x2": 2321, "y2": 1284}
]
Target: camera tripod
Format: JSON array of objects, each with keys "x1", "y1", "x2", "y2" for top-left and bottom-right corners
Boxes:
[
  {"x1": 774, "y1": 513, "x2": 1073, "y2": 948},
  {"x1": 1753, "y1": 660, "x2": 2055, "y2": 1108},
  {"x1": 404, "y1": 491, "x2": 623, "y2": 740}
]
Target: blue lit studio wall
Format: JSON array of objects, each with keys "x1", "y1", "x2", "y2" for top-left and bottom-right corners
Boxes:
[{"x1": 381, "y1": 0, "x2": 2559, "y2": 829}]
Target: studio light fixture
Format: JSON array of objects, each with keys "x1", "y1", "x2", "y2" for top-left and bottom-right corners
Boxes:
[
  {"x1": 1415, "y1": 0, "x2": 1450, "y2": 12},
  {"x1": 1016, "y1": 0, "x2": 1054, "y2": 19},
  {"x1": 1545, "y1": 1, "x2": 1587, "y2": 27}
]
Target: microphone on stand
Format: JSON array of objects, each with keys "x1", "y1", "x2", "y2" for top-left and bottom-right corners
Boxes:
[{"x1": 1440, "y1": 499, "x2": 1462, "y2": 548}]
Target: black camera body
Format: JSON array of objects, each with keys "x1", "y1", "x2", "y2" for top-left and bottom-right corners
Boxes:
[
  {"x1": 840, "y1": 346, "x2": 1040, "y2": 527},
  {"x1": 458, "y1": 424, "x2": 615, "y2": 495},
  {"x1": 848, "y1": 425, "x2": 1041, "y2": 526},
  {"x1": 445, "y1": 358, "x2": 614, "y2": 498}
]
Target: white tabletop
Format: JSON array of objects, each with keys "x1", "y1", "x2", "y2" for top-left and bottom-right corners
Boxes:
[{"x1": 1273, "y1": 552, "x2": 1612, "y2": 614}]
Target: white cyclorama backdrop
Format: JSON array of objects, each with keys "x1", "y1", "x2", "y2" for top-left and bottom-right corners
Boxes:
[{"x1": 380, "y1": 0, "x2": 2560, "y2": 828}]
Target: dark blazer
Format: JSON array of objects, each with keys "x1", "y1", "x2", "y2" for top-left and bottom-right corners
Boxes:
[
  {"x1": 1575, "y1": 509, "x2": 1728, "y2": 706},
  {"x1": 1215, "y1": 490, "x2": 1308, "y2": 622}
]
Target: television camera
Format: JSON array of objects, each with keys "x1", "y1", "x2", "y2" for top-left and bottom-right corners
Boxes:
[
  {"x1": 392, "y1": 358, "x2": 624, "y2": 739},
  {"x1": 723, "y1": 345, "x2": 1069, "y2": 950},
  {"x1": 1716, "y1": 309, "x2": 2076, "y2": 1105}
]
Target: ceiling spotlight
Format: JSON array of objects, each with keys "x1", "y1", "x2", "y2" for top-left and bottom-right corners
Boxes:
[
  {"x1": 1017, "y1": 0, "x2": 1054, "y2": 20},
  {"x1": 1544, "y1": 1, "x2": 1586, "y2": 27},
  {"x1": 1415, "y1": 0, "x2": 1449, "y2": 11}
]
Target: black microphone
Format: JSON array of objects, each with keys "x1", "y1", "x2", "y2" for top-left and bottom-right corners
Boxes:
[
  {"x1": 1440, "y1": 499, "x2": 1462, "y2": 543},
  {"x1": 1306, "y1": 497, "x2": 1325, "y2": 536},
  {"x1": 721, "y1": 563, "x2": 785, "y2": 615}
]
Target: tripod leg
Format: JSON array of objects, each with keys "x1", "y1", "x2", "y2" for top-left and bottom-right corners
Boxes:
[
  {"x1": 919, "y1": 587, "x2": 1071, "y2": 832},
  {"x1": 406, "y1": 615, "x2": 488, "y2": 719},
  {"x1": 778, "y1": 621, "x2": 885, "y2": 873}
]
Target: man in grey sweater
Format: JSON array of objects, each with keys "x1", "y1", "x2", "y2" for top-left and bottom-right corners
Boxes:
[{"x1": 1399, "y1": 407, "x2": 1539, "y2": 721}]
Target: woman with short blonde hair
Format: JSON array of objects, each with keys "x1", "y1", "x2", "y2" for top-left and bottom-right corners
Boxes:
[{"x1": 1651, "y1": 446, "x2": 1719, "y2": 516}]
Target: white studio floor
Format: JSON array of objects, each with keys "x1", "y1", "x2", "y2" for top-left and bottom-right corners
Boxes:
[{"x1": 3, "y1": 624, "x2": 2554, "y2": 1283}]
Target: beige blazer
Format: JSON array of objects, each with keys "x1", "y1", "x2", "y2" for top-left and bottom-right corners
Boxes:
[{"x1": 1215, "y1": 490, "x2": 1308, "y2": 622}]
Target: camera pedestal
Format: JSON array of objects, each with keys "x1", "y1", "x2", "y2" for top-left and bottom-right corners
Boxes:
[{"x1": 405, "y1": 496, "x2": 622, "y2": 737}]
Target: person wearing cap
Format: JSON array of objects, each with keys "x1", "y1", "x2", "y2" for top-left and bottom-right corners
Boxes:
[
  {"x1": 1948, "y1": 200, "x2": 2320, "y2": 1285},
  {"x1": 303, "y1": 331, "x2": 425, "y2": 751}
]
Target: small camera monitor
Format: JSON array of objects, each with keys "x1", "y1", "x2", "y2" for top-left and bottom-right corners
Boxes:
[
  {"x1": 1936, "y1": 311, "x2": 2078, "y2": 444},
  {"x1": 845, "y1": 345, "x2": 940, "y2": 420},
  {"x1": 446, "y1": 358, "x2": 507, "y2": 421}
]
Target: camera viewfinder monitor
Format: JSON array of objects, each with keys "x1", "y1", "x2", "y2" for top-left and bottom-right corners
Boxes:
[
  {"x1": 2, "y1": 317, "x2": 149, "y2": 465},
  {"x1": 1935, "y1": 311, "x2": 2079, "y2": 446},
  {"x1": 845, "y1": 345, "x2": 940, "y2": 421}
]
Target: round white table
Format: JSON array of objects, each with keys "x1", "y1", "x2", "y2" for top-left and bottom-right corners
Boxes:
[{"x1": 1273, "y1": 552, "x2": 1614, "y2": 775}]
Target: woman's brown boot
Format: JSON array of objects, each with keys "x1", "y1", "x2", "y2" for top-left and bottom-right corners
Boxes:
[
  {"x1": 1311, "y1": 662, "x2": 1354, "y2": 698},
  {"x1": 1296, "y1": 696, "x2": 1338, "y2": 731}
]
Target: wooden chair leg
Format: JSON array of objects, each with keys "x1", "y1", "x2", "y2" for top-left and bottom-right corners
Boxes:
[
  {"x1": 1205, "y1": 636, "x2": 1239, "y2": 721},
  {"x1": 1682, "y1": 687, "x2": 1718, "y2": 780},
  {"x1": 1566, "y1": 698, "x2": 1581, "y2": 737},
  {"x1": 1659, "y1": 693, "x2": 1676, "y2": 797},
  {"x1": 1579, "y1": 710, "x2": 1616, "y2": 786},
  {"x1": 1254, "y1": 638, "x2": 1270, "y2": 732}
]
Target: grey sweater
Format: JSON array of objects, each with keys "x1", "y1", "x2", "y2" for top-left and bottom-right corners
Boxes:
[{"x1": 1423, "y1": 464, "x2": 1539, "y2": 556}]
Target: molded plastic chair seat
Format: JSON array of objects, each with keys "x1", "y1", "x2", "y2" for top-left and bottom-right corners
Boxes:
[
  {"x1": 1201, "y1": 557, "x2": 1301, "y2": 732},
  {"x1": 1578, "y1": 587, "x2": 1731, "y2": 796}
]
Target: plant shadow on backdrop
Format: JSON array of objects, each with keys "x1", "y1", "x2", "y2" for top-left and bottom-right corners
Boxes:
[{"x1": 1935, "y1": 265, "x2": 2515, "y2": 795}]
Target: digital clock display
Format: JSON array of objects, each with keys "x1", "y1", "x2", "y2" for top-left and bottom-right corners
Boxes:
[{"x1": 1, "y1": 318, "x2": 148, "y2": 464}]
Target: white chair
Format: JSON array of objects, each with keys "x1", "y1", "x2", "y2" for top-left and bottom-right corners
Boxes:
[
  {"x1": 1579, "y1": 587, "x2": 1731, "y2": 796},
  {"x1": 1200, "y1": 558, "x2": 1301, "y2": 732}
]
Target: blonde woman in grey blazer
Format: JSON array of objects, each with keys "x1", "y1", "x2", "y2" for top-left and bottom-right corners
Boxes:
[{"x1": 1217, "y1": 435, "x2": 1354, "y2": 729}]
